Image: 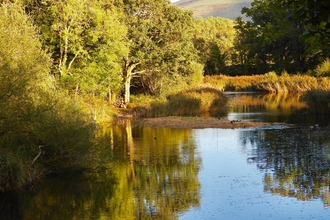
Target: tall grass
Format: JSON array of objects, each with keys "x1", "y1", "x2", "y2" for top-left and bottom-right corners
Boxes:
[
  {"x1": 205, "y1": 72, "x2": 330, "y2": 93},
  {"x1": 130, "y1": 85, "x2": 228, "y2": 117},
  {"x1": 204, "y1": 74, "x2": 264, "y2": 91},
  {"x1": 315, "y1": 58, "x2": 330, "y2": 77}
]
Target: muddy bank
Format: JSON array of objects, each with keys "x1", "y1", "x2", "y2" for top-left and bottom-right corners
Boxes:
[{"x1": 133, "y1": 116, "x2": 285, "y2": 129}]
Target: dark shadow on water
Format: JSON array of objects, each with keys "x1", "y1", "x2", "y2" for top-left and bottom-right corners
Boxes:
[{"x1": 0, "y1": 171, "x2": 117, "y2": 220}]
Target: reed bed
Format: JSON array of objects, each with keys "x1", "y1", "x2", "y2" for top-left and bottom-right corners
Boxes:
[
  {"x1": 131, "y1": 85, "x2": 228, "y2": 117},
  {"x1": 204, "y1": 73, "x2": 330, "y2": 94}
]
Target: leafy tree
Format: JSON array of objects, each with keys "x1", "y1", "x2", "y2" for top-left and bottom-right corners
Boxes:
[
  {"x1": 286, "y1": 0, "x2": 330, "y2": 38},
  {"x1": 193, "y1": 17, "x2": 236, "y2": 75},
  {"x1": 25, "y1": 0, "x2": 128, "y2": 98},
  {"x1": 120, "y1": 0, "x2": 200, "y2": 102},
  {"x1": 233, "y1": 0, "x2": 324, "y2": 74}
]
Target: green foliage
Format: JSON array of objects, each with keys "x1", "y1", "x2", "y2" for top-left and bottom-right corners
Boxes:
[
  {"x1": 233, "y1": 0, "x2": 325, "y2": 74},
  {"x1": 26, "y1": 0, "x2": 128, "y2": 97},
  {"x1": 193, "y1": 17, "x2": 235, "y2": 74},
  {"x1": 187, "y1": 62, "x2": 205, "y2": 85},
  {"x1": 301, "y1": 90, "x2": 330, "y2": 113},
  {"x1": 315, "y1": 58, "x2": 330, "y2": 77},
  {"x1": 286, "y1": 0, "x2": 330, "y2": 39},
  {"x1": 121, "y1": 0, "x2": 200, "y2": 100},
  {"x1": 0, "y1": 3, "x2": 95, "y2": 191}
]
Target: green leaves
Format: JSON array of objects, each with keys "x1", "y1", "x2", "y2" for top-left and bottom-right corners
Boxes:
[
  {"x1": 0, "y1": 3, "x2": 95, "y2": 189},
  {"x1": 121, "y1": 0, "x2": 199, "y2": 99},
  {"x1": 286, "y1": 0, "x2": 330, "y2": 38},
  {"x1": 26, "y1": 0, "x2": 128, "y2": 96},
  {"x1": 234, "y1": 0, "x2": 325, "y2": 74},
  {"x1": 193, "y1": 17, "x2": 236, "y2": 74}
]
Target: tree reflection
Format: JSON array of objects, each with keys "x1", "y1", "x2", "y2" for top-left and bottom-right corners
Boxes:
[
  {"x1": 240, "y1": 128, "x2": 330, "y2": 206},
  {"x1": 0, "y1": 121, "x2": 201, "y2": 219},
  {"x1": 108, "y1": 122, "x2": 202, "y2": 219},
  {"x1": 229, "y1": 93, "x2": 307, "y2": 113}
]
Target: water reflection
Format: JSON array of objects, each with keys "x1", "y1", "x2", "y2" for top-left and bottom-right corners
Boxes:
[
  {"x1": 226, "y1": 92, "x2": 330, "y2": 126},
  {"x1": 3, "y1": 93, "x2": 330, "y2": 219},
  {"x1": 0, "y1": 122, "x2": 201, "y2": 220},
  {"x1": 104, "y1": 122, "x2": 201, "y2": 219},
  {"x1": 240, "y1": 128, "x2": 330, "y2": 206}
]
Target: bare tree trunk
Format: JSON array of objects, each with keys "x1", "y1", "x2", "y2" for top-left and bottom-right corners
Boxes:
[
  {"x1": 124, "y1": 74, "x2": 132, "y2": 104},
  {"x1": 123, "y1": 55, "x2": 140, "y2": 104}
]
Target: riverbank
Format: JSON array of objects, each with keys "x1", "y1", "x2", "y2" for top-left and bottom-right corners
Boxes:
[{"x1": 133, "y1": 116, "x2": 285, "y2": 129}]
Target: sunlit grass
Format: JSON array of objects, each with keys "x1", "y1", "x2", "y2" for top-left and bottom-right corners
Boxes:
[
  {"x1": 205, "y1": 73, "x2": 330, "y2": 93},
  {"x1": 315, "y1": 58, "x2": 330, "y2": 77},
  {"x1": 130, "y1": 85, "x2": 228, "y2": 117}
]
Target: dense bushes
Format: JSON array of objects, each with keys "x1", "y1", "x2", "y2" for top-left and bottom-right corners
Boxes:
[{"x1": 0, "y1": 3, "x2": 95, "y2": 191}]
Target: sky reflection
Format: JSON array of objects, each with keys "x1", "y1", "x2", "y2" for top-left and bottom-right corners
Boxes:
[{"x1": 179, "y1": 128, "x2": 330, "y2": 220}]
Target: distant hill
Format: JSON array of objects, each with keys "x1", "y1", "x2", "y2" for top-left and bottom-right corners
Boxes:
[{"x1": 173, "y1": 0, "x2": 253, "y2": 20}]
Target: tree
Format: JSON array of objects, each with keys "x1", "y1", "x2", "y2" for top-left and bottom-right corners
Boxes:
[
  {"x1": 193, "y1": 17, "x2": 236, "y2": 75},
  {"x1": 120, "y1": 0, "x2": 200, "y2": 102},
  {"x1": 286, "y1": 0, "x2": 330, "y2": 38},
  {"x1": 25, "y1": 0, "x2": 128, "y2": 98},
  {"x1": 234, "y1": 0, "x2": 324, "y2": 74}
]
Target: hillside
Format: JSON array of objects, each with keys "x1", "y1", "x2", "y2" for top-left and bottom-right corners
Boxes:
[{"x1": 173, "y1": 0, "x2": 252, "y2": 20}]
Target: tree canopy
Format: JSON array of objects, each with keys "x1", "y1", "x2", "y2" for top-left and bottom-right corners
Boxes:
[
  {"x1": 193, "y1": 17, "x2": 235, "y2": 75},
  {"x1": 286, "y1": 0, "x2": 330, "y2": 38},
  {"x1": 25, "y1": 0, "x2": 128, "y2": 98},
  {"x1": 17, "y1": 0, "x2": 330, "y2": 97},
  {"x1": 120, "y1": 0, "x2": 200, "y2": 102},
  {"x1": 233, "y1": 0, "x2": 329, "y2": 74}
]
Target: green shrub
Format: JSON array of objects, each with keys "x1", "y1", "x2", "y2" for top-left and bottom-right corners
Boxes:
[
  {"x1": 187, "y1": 62, "x2": 204, "y2": 85},
  {"x1": 0, "y1": 3, "x2": 95, "y2": 191}
]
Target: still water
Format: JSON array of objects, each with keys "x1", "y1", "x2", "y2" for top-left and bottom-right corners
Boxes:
[{"x1": 2, "y1": 93, "x2": 330, "y2": 219}]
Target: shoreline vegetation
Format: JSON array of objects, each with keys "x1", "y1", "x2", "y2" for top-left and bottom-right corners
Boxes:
[
  {"x1": 114, "y1": 73, "x2": 330, "y2": 129},
  {"x1": 120, "y1": 74, "x2": 330, "y2": 122}
]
